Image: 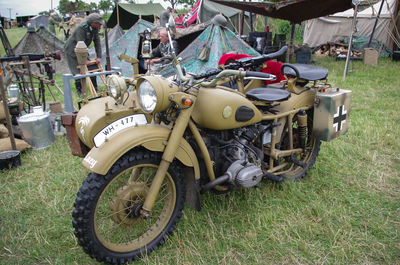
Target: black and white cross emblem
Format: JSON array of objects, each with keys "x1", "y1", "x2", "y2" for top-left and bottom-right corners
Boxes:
[{"x1": 333, "y1": 105, "x2": 347, "y2": 132}]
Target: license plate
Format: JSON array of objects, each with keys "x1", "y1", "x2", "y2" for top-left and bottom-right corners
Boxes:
[{"x1": 94, "y1": 114, "x2": 147, "y2": 147}]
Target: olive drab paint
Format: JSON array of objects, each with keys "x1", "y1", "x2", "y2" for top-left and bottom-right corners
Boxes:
[
  {"x1": 68, "y1": 35, "x2": 353, "y2": 263},
  {"x1": 192, "y1": 87, "x2": 262, "y2": 130},
  {"x1": 75, "y1": 92, "x2": 150, "y2": 148}
]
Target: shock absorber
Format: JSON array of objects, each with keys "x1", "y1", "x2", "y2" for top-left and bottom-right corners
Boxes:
[{"x1": 297, "y1": 110, "x2": 307, "y2": 149}]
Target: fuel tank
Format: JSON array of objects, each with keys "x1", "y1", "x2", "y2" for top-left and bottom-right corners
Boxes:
[
  {"x1": 75, "y1": 92, "x2": 149, "y2": 148},
  {"x1": 191, "y1": 87, "x2": 262, "y2": 130}
]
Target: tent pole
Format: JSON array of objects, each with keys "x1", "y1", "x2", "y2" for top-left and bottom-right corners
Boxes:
[
  {"x1": 288, "y1": 22, "x2": 295, "y2": 63},
  {"x1": 0, "y1": 71, "x2": 17, "y2": 151},
  {"x1": 368, "y1": 0, "x2": 385, "y2": 47},
  {"x1": 264, "y1": 16, "x2": 268, "y2": 30},
  {"x1": 116, "y1": 2, "x2": 120, "y2": 26},
  {"x1": 343, "y1": 1, "x2": 360, "y2": 81},
  {"x1": 104, "y1": 24, "x2": 111, "y2": 71},
  {"x1": 240, "y1": 11, "x2": 244, "y2": 35},
  {"x1": 250, "y1": 12, "x2": 253, "y2": 32}
]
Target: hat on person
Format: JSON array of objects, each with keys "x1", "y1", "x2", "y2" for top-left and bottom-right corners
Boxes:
[{"x1": 87, "y1": 13, "x2": 104, "y2": 24}]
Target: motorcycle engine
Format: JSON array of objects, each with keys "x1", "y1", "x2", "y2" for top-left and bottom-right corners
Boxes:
[
  {"x1": 224, "y1": 160, "x2": 263, "y2": 188},
  {"x1": 204, "y1": 125, "x2": 267, "y2": 188}
]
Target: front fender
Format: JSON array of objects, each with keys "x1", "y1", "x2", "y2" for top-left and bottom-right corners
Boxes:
[{"x1": 82, "y1": 124, "x2": 200, "y2": 180}]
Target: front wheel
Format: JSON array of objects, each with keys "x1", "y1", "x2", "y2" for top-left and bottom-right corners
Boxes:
[{"x1": 72, "y1": 149, "x2": 186, "y2": 264}]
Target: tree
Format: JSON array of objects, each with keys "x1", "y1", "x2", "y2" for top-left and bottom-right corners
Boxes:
[
  {"x1": 98, "y1": 0, "x2": 114, "y2": 14},
  {"x1": 58, "y1": 0, "x2": 76, "y2": 15},
  {"x1": 58, "y1": 0, "x2": 99, "y2": 15},
  {"x1": 167, "y1": 0, "x2": 197, "y2": 10},
  {"x1": 180, "y1": 0, "x2": 197, "y2": 8},
  {"x1": 87, "y1": 2, "x2": 98, "y2": 10},
  {"x1": 164, "y1": 0, "x2": 178, "y2": 9}
]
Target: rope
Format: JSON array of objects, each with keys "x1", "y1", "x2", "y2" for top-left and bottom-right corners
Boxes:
[
  {"x1": 369, "y1": 0, "x2": 400, "y2": 47},
  {"x1": 219, "y1": 27, "x2": 228, "y2": 53},
  {"x1": 244, "y1": 17, "x2": 251, "y2": 32},
  {"x1": 204, "y1": 24, "x2": 214, "y2": 45},
  {"x1": 225, "y1": 14, "x2": 238, "y2": 34},
  {"x1": 384, "y1": 0, "x2": 400, "y2": 41}
]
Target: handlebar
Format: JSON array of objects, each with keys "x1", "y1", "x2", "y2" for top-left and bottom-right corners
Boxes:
[
  {"x1": 199, "y1": 70, "x2": 245, "y2": 87},
  {"x1": 198, "y1": 69, "x2": 276, "y2": 87},
  {"x1": 245, "y1": 71, "x2": 276, "y2": 80},
  {"x1": 193, "y1": 46, "x2": 287, "y2": 80},
  {"x1": 194, "y1": 68, "x2": 223, "y2": 79},
  {"x1": 225, "y1": 45, "x2": 288, "y2": 70}
]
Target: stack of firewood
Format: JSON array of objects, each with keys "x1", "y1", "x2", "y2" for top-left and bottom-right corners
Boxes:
[{"x1": 314, "y1": 42, "x2": 363, "y2": 58}]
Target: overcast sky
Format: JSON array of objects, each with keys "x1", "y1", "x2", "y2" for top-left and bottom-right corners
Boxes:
[
  {"x1": 0, "y1": 0, "x2": 167, "y2": 18},
  {"x1": 0, "y1": 0, "x2": 101, "y2": 18}
]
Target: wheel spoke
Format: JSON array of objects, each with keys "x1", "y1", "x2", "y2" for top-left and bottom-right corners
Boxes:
[
  {"x1": 98, "y1": 204, "x2": 131, "y2": 221},
  {"x1": 153, "y1": 191, "x2": 171, "y2": 208},
  {"x1": 73, "y1": 152, "x2": 183, "y2": 259}
]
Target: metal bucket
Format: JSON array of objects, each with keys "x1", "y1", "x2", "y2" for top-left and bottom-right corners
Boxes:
[
  {"x1": 0, "y1": 150, "x2": 21, "y2": 170},
  {"x1": 17, "y1": 106, "x2": 55, "y2": 150},
  {"x1": 7, "y1": 84, "x2": 19, "y2": 99}
]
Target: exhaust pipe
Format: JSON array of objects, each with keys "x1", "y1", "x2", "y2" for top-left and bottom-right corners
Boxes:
[{"x1": 201, "y1": 174, "x2": 229, "y2": 193}]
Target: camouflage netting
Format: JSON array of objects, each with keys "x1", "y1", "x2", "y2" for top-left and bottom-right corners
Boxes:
[
  {"x1": 100, "y1": 19, "x2": 154, "y2": 77},
  {"x1": 36, "y1": 26, "x2": 65, "y2": 50},
  {"x1": 343, "y1": 35, "x2": 393, "y2": 57},
  {"x1": 159, "y1": 24, "x2": 260, "y2": 77},
  {"x1": 88, "y1": 25, "x2": 125, "y2": 59},
  {"x1": 13, "y1": 28, "x2": 69, "y2": 74},
  {"x1": 150, "y1": 23, "x2": 208, "y2": 40}
]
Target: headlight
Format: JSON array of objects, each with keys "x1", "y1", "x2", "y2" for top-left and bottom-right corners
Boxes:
[
  {"x1": 137, "y1": 76, "x2": 179, "y2": 113},
  {"x1": 110, "y1": 86, "x2": 118, "y2": 98},
  {"x1": 106, "y1": 74, "x2": 127, "y2": 103},
  {"x1": 138, "y1": 80, "x2": 157, "y2": 113}
]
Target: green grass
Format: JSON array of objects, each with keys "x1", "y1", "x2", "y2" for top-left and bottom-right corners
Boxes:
[
  {"x1": 0, "y1": 28, "x2": 26, "y2": 57},
  {"x1": 1, "y1": 27, "x2": 106, "y2": 104},
  {"x1": 1, "y1": 27, "x2": 66, "y2": 57},
  {"x1": 1, "y1": 54, "x2": 400, "y2": 263}
]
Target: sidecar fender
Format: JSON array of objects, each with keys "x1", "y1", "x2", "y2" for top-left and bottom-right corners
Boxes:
[{"x1": 83, "y1": 124, "x2": 200, "y2": 181}]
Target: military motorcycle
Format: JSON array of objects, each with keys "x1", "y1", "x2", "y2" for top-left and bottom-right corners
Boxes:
[{"x1": 71, "y1": 23, "x2": 352, "y2": 264}]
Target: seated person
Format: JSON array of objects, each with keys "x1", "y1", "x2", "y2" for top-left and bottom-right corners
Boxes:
[{"x1": 146, "y1": 28, "x2": 179, "y2": 74}]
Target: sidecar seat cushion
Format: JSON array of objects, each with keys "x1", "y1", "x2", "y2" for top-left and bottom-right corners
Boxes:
[
  {"x1": 282, "y1": 63, "x2": 328, "y2": 81},
  {"x1": 246, "y1": 87, "x2": 291, "y2": 102}
]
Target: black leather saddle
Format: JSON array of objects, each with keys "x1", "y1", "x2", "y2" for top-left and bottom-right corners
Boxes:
[
  {"x1": 246, "y1": 87, "x2": 291, "y2": 102},
  {"x1": 281, "y1": 63, "x2": 328, "y2": 81}
]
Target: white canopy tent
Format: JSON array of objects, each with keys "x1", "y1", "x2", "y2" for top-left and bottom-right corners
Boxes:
[{"x1": 303, "y1": 0, "x2": 399, "y2": 50}]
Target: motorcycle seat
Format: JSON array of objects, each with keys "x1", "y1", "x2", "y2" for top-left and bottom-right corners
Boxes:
[
  {"x1": 282, "y1": 63, "x2": 328, "y2": 81},
  {"x1": 246, "y1": 87, "x2": 291, "y2": 102}
]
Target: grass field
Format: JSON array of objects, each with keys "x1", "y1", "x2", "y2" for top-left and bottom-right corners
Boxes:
[{"x1": 1, "y1": 28, "x2": 400, "y2": 264}]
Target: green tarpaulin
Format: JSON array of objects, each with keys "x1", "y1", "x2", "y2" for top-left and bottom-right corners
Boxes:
[
  {"x1": 107, "y1": 3, "x2": 164, "y2": 30},
  {"x1": 89, "y1": 25, "x2": 125, "y2": 59},
  {"x1": 13, "y1": 28, "x2": 69, "y2": 74},
  {"x1": 159, "y1": 24, "x2": 260, "y2": 77},
  {"x1": 101, "y1": 19, "x2": 154, "y2": 77}
]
